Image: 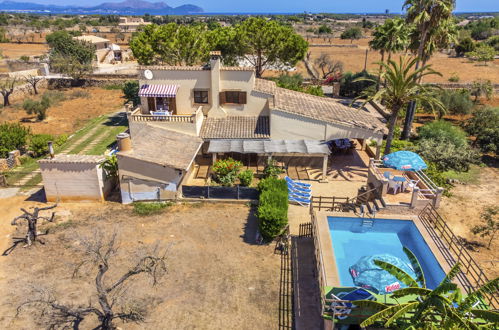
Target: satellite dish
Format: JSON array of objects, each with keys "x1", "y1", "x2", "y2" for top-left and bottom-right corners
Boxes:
[{"x1": 144, "y1": 69, "x2": 153, "y2": 80}]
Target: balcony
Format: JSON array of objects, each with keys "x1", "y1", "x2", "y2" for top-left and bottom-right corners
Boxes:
[
  {"x1": 126, "y1": 105, "x2": 204, "y2": 136},
  {"x1": 368, "y1": 158, "x2": 444, "y2": 208}
]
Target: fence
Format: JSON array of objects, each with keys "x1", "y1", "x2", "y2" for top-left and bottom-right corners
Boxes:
[
  {"x1": 181, "y1": 185, "x2": 259, "y2": 200},
  {"x1": 310, "y1": 196, "x2": 353, "y2": 212},
  {"x1": 418, "y1": 204, "x2": 499, "y2": 309}
]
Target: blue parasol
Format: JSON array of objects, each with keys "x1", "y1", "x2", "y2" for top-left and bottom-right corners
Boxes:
[{"x1": 383, "y1": 151, "x2": 427, "y2": 171}]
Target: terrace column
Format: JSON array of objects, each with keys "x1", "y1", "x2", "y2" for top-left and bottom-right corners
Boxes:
[
  {"x1": 320, "y1": 155, "x2": 328, "y2": 183},
  {"x1": 410, "y1": 187, "x2": 420, "y2": 208},
  {"x1": 433, "y1": 187, "x2": 445, "y2": 209},
  {"x1": 375, "y1": 140, "x2": 382, "y2": 160},
  {"x1": 212, "y1": 153, "x2": 217, "y2": 165}
]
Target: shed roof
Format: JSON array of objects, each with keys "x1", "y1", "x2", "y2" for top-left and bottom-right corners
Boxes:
[
  {"x1": 207, "y1": 139, "x2": 330, "y2": 155},
  {"x1": 119, "y1": 123, "x2": 202, "y2": 170},
  {"x1": 39, "y1": 154, "x2": 105, "y2": 164}
]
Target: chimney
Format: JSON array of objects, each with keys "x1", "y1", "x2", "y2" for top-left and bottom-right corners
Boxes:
[
  {"x1": 209, "y1": 51, "x2": 221, "y2": 111},
  {"x1": 48, "y1": 141, "x2": 54, "y2": 159},
  {"x1": 116, "y1": 133, "x2": 132, "y2": 152}
]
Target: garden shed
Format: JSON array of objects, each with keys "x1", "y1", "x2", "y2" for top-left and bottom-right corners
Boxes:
[{"x1": 39, "y1": 154, "x2": 112, "y2": 202}]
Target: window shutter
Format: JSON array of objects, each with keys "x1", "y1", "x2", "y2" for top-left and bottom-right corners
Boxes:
[
  {"x1": 219, "y1": 91, "x2": 226, "y2": 104},
  {"x1": 239, "y1": 91, "x2": 247, "y2": 104}
]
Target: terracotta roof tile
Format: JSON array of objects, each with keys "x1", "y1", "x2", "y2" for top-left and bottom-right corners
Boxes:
[
  {"x1": 201, "y1": 116, "x2": 270, "y2": 139},
  {"x1": 254, "y1": 78, "x2": 277, "y2": 95},
  {"x1": 273, "y1": 87, "x2": 387, "y2": 134},
  {"x1": 39, "y1": 154, "x2": 105, "y2": 164}
]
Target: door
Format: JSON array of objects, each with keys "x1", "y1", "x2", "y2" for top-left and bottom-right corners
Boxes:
[{"x1": 147, "y1": 97, "x2": 155, "y2": 112}]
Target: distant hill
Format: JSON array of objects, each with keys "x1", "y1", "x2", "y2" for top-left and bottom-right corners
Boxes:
[{"x1": 0, "y1": 0, "x2": 204, "y2": 15}]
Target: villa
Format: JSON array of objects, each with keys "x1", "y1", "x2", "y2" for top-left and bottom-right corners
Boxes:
[
  {"x1": 73, "y1": 35, "x2": 122, "y2": 63},
  {"x1": 117, "y1": 51, "x2": 389, "y2": 203}
]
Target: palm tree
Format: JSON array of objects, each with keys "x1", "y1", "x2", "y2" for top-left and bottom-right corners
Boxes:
[
  {"x1": 369, "y1": 18, "x2": 410, "y2": 90},
  {"x1": 401, "y1": 0, "x2": 456, "y2": 140},
  {"x1": 355, "y1": 248, "x2": 499, "y2": 329},
  {"x1": 354, "y1": 56, "x2": 444, "y2": 155}
]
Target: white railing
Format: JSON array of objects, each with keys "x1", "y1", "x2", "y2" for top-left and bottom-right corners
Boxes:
[{"x1": 128, "y1": 107, "x2": 195, "y2": 123}]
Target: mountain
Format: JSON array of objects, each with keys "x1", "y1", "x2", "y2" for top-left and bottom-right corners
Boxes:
[{"x1": 0, "y1": 0, "x2": 204, "y2": 15}]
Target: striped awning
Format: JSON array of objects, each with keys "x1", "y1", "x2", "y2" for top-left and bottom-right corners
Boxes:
[{"x1": 138, "y1": 84, "x2": 179, "y2": 98}]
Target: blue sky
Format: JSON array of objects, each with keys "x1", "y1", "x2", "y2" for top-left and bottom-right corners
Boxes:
[{"x1": 20, "y1": 0, "x2": 499, "y2": 13}]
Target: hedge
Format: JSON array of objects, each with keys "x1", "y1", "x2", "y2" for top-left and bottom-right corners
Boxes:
[{"x1": 257, "y1": 177, "x2": 288, "y2": 241}]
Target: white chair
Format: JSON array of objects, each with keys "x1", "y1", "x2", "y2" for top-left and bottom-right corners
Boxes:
[
  {"x1": 406, "y1": 179, "x2": 419, "y2": 190},
  {"x1": 387, "y1": 179, "x2": 401, "y2": 194}
]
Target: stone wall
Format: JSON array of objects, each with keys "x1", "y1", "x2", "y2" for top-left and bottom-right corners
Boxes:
[{"x1": 47, "y1": 75, "x2": 137, "y2": 89}]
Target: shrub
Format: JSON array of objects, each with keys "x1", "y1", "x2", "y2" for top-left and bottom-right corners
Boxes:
[
  {"x1": 340, "y1": 71, "x2": 377, "y2": 98},
  {"x1": 418, "y1": 121, "x2": 468, "y2": 148},
  {"x1": 212, "y1": 158, "x2": 242, "y2": 186},
  {"x1": 448, "y1": 73, "x2": 460, "y2": 82},
  {"x1": 0, "y1": 122, "x2": 30, "y2": 158},
  {"x1": 304, "y1": 85, "x2": 324, "y2": 96},
  {"x1": 54, "y1": 134, "x2": 68, "y2": 147},
  {"x1": 257, "y1": 177, "x2": 288, "y2": 241},
  {"x1": 340, "y1": 27, "x2": 362, "y2": 42},
  {"x1": 425, "y1": 162, "x2": 453, "y2": 196},
  {"x1": 485, "y1": 35, "x2": 499, "y2": 52},
  {"x1": 439, "y1": 89, "x2": 473, "y2": 116},
  {"x1": 470, "y1": 80, "x2": 493, "y2": 102},
  {"x1": 262, "y1": 158, "x2": 284, "y2": 179},
  {"x1": 133, "y1": 202, "x2": 171, "y2": 216},
  {"x1": 43, "y1": 90, "x2": 66, "y2": 105},
  {"x1": 29, "y1": 134, "x2": 53, "y2": 157},
  {"x1": 238, "y1": 169, "x2": 254, "y2": 186},
  {"x1": 454, "y1": 37, "x2": 475, "y2": 57},
  {"x1": 415, "y1": 138, "x2": 480, "y2": 172},
  {"x1": 103, "y1": 83, "x2": 123, "y2": 90},
  {"x1": 23, "y1": 96, "x2": 50, "y2": 120},
  {"x1": 467, "y1": 44, "x2": 496, "y2": 65},
  {"x1": 466, "y1": 106, "x2": 499, "y2": 154},
  {"x1": 122, "y1": 81, "x2": 140, "y2": 106}
]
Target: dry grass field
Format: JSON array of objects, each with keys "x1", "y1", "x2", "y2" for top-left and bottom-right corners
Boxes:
[
  {"x1": 0, "y1": 202, "x2": 281, "y2": 330},
  {"x1": 0, "y1": 87, "x2": 124, "y2": 135},
  {"x1": 0, "y1": 43, "x2": 49, "y2": 59},
  {"x1": 265, "y1": 37, "x2": 499, "y2": 84}
]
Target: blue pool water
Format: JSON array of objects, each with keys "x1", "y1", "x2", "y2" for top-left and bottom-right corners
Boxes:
[{"x1": 328, "y1": 217, "x2": 446, "y2": 290}]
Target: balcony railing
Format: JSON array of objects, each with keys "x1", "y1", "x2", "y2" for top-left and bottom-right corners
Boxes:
[{"x1": 128, "y1": 107, "x2": 195, "y2": 123}]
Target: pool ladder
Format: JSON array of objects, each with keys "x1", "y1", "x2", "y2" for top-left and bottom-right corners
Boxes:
[{"x1": 361, "y1": 219, "x2": 374, "y2": 228}]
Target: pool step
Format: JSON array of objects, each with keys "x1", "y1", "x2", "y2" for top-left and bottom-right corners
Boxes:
[{"x1": 362, "y1": 219, "x2": 374, "y2": 227}]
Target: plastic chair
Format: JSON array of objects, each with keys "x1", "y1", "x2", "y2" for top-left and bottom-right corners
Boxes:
[
  {"x1": 383, "y1": 171, "x2": 392, "y2": 180},
  {"x1": 387, "y1": 179, "x2": 401, "y2": 194}
]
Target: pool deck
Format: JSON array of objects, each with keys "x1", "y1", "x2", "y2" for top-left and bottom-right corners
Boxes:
[{"x1": 314, "y1": 211, "x2": 456, "y2": 290}]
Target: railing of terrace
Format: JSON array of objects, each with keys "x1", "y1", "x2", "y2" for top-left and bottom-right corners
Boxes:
[
  {"x1": 418, "y1": 204, "x2": 499, "y2": 309},
  {"x1": 128, "y1": 108, "x2": 195, "y2": 123},
  {"x1": 310, "y1": 209, "x2": 327, "y2": 317}
]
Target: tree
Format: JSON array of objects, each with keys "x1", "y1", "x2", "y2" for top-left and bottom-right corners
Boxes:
[
  {"x1": 317, "y1": 24, "x2": 332, "y2": 34},
  {"x1": 0, "y1": 123, "x2": 30, "y2": 158},
  {"x1": 23, "y1": 95, "x2": 50, "y2": 121},
  {"x1": 454, "y1": 37, "x2": 475, "y2": 57},
  {"x1": 17, "y1": 231, "x2": 168, "y2": 330},
  {"x1": 369, "y1": 18, "x2": 410, "y2": 90},
  {"x1": 313, "y1": 53, "x2": 343, "y2": 80},
  {"x1": 122, "y1": 80, "x2": 140, "y2": 106},
  {"x1": 24, "y1": 74, "x2": 43, "y2": 95},
  {"x1": 401, "y1": 0, "x2": 457, "y2": 140},
  {"x1": 466, "y1": 106, "x2": 499, "y2": 153},
  {"x1": 356, "y1": 254, "x2": 499, "y2": 329},
  {"x1": 0, "y1": 77, "x2": 17, "y2": 106},
  {"x1": 130, "y1": 23, "x2": 211, "y2": 66},
  {"x1": 46, "y1": 31, "x2": 95, "y2": 80},
  {"x1": 233, "y1": 17, "x2": 308, "y2": 77},
  {"x1": 340, "y1": 27, "x2": 362, "y2": 43},
  {"x1": 355, "y1": 56, "x2": 444, "y2": 154},
  {"x1": 472, "y1": 205, "x2": 499, "y2": 249},
  {"x1": 467, "y1": 44, "x2": 496, "y2": 65},
  {"x1": 10, "y1": 204, "x2": 57, "y2": 248},
  {"x1": 470, "y1": 79, "x2": 493, "y2": 103}
]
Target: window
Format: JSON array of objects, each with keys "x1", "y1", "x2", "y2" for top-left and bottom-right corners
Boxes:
[
  {"x1": 193, "y1": 90, "x2": 209, "y2": 104},
  {"x1": 220, "y1": 91, "x2": 247, "y2": 104}
]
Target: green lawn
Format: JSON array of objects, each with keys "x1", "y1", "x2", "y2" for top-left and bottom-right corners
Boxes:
[{"x1": 442, "y1": 165, "x2": 482, "y2": 185}]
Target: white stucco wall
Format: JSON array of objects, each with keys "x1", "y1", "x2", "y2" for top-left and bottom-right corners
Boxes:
[
  {"x1": 270, "y1": 110, "x2": 384, "y2": 142},
  {"x1": 40, "y1": 162, "x2": 105, "y2": 202},
  {"x1": 117, "y1": 154, "x2": 184, "y2": 203}
]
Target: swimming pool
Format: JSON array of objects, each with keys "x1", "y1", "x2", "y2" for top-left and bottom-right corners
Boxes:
[{"x1": 328, "y1": 217, "x2": 445, "y2": 293}]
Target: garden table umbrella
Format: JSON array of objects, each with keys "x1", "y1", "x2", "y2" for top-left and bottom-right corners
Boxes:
[{"x1": 382, "y1": 151, "x2": 427, "y2": 171}]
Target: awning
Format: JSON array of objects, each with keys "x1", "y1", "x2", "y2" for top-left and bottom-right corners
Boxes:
[
  {"x1": 207, "y1": 140, "x2": 330, "y2": 155},
  {"x1": 138, "y1": 84, "x2": 179, "y2": 98}
]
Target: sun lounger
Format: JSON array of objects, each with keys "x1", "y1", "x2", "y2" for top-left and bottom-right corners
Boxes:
[
  {"x1": 288, "y1": 188, "x2": 311, "y2": 198},
  {"x1": 285, "y1": 176, "x2": 311, "y2": 188},
  {"x1": 287, "y1": 183, "x2": 311, "y2": 194},
  {"x1": 329, "y1": 288, "x2": 375, "y2": 320},
  {"x1": 288, "y1": 194, "x2": 311, "y2": 206}
]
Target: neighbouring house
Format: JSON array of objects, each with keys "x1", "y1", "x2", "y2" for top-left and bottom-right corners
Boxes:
[
  {"x1": 39, "y1": 154, "x2": 114, "y2": 202},
  {"x1": 118, "y1": 51, "x2": 387, "y2": 203},
  {"x1": 118, "y1": 17, "x2": 151, "y2": 32},
  {"x1": 73, "y1": 35, "x2": 122, "y2": 64}
]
